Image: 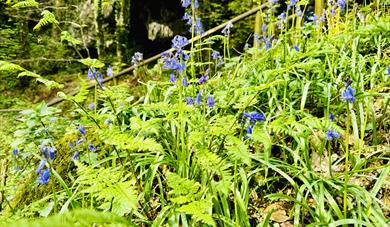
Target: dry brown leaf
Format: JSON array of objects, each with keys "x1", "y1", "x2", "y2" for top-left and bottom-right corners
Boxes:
[{"x1": 264, "y1": 203, "x2": 290, "y2": 223}]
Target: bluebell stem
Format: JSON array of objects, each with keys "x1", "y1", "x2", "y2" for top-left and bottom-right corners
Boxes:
[
  {"x1": 186, "y1": 97, "x2": 194, "y2": 105},
  {"x1": 195, "y1": 92, "x2": 201, "y2": 105},
  {"x1": 106, "y1": 65, "x2": 113, "y2": 77},
  {"x1": 78, "y1": 126, "x2": 86, "y2": 136},
  {"x1": 169, "y1": 74, "x2": 176, "y2": 83},
  {"x1": 206, "y1": 96, "x2": 215, "y2": 108},
  {"x1": 37, "y1": 169, "x2": 50, "y2": 185},
  {"x1": 182, "y1": 77, "x2": 189, "y2": 87},
  {"x1": 35, "y1": 159, "x2": 46, "y2": 174},
  {"x1": 221, "y1": 21, "x2": 233, "y2": 35},
  {"x1": 12, "y1": 148, "x2": 18, "y2": 156},
  {"x1": 89, "y1": 103, "x2": 95, "y2": 110},
  {"x1": 341, "y1": 86, "x2": 356, "y2": 103}
]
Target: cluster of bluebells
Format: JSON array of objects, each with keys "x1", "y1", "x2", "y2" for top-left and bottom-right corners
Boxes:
[
  {"x1": 326, "y1": 113, "x2": 340, "y2": 140},
  {"x1": 35, "y1": 144, "x2": 56, "y2": 185},
  {"x1": 162, "y1": 35, "x2": 189, "y2": 78},
  {"x1": 182, "y1": 0, "x2": 199, "y2": 8},
  {"x1": 221, "y1": 21, "x2": 233, "y2": 36},
  {"x1": 254, "y1": 33, "x2": 273, "y2": 50},
  {"x1": 341, "y1": 85, "x2": 356, "y2": 103},
  {"x1": 211, "y1": 51, "x2": 224, "y2": 66},
  {"x1": 131, "y1": 52, "x2": 143, "y2": 65},
  {"x1": 186, "y1": 92, "x2": 215, "y2": 108},
  {"x1": 87, "y1": 65, "x2": 113, "y2": 89},
  {"x1": 68, "y1": 125, "x2": 97, "y2": 161},
  {"x1": 243, "y1": 112, "x2": 265, "y2": 136},
  {"x1": 183, "y1": 13, "x2": 204, "y2": 35},
  {"x1": 337, "y1": 0, "x2": 346, "y2": 11}
]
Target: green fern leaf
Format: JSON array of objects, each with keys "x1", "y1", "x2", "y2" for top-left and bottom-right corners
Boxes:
[
  {"x1": 33, "y1": 10, "x2": 59, "y2": 31},
  {"x1": 79, "y1": 58, "x2": 105, "y2": 68},
  {"x1": 177, "y1": 199, "x2": 216, "y2": 226},
  {"x1": 60, "y1": 31, "x2": 81, "y2": 45},
  {"x1": 12, "y1": 0, "x2": 39, "y2": 8},
  {"x1": 225, "y1": 135, "x2": 251, "y2": 165}
]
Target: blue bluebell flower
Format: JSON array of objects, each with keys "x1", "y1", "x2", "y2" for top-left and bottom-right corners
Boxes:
[
  {"x1": 244, "y1": 43, "x2": 250, "y2": 50},
  {"x1": 88, "y1": 144, "x2": 96, "y2": 152},
  {"x1": 97, "y1": 73, "x2": 104, "y2": 88},
  {"x1": 211, "y1": 51, "x2": 220, "y2": 60},
  {"x1": 35, "y1": 159, "x2": 46, "y2": 174},
  {"x1": 169, "y1": 74, "x2": 176, "y2": 83},
  {"x1": 244, "y1": 112, "x2": 265, "y2": 123},
  {"x1": 183, "y1": 12, "x2": 191, "y2": 21},
  {"x1": 88, "y1": 67, "x2": 96, "y2": 80},
  {"x1": 338, "y1": 0, "x2": 346, "y2": 10},
  {"x1": 341, "y1": 85, "x2": 356, "y2": 103},
  {"x1": 106, "y1": 65, "x2": 113, "y2": 77},
  {"x1": 287, "y1": 0, "x2": 298, "y2": 10},
  {"x1": 387, "y1": 66, "x2": 390, "y2": 76},
  {"x1": 247, "y1": 125, "x2": 253, "y2": 135},
  {"x1": 104, "y1": 119, "x2": 113, "y2": 125},
  {"x1": 294, "y1": 45, "x2": 300, "y2": 51},
  {"x1": 182, "y1": 0, "x2": 191, "y2": 8},
  {"x1": 182, "y1": 77, "x2": 189, "y2": 87},
  {"x1": 330, "y1": 8, "x2": 336, "y2": 15},
  {"x1": 329, "y1": 113, "x2": 335, "y2": 122},
  {"x1": 89, "y1": 103, "x2": 95, "y2": 110},
  {"x1": 221, "y1": 21, "x2": 233, "y2": 35},
  {"x1": 172, "y1": 35, "x2": 188, "y2": 51},
  {"x1": 12, "y1": 148, "x2": 18, "y2": 156},
  {"x1": 71, "y1": 151, "x2": 79, "y2": 160},
  {"x1": 69, "y1": 141, "x2": 75, "y2": 150},
  {"x1": 279, "y1": 11, "x2": 286, "y2": 21},
  {"x1": 262, "y1": 24, "x2": 267, "y2": 33},
  {"x1": 326, "y1": 128, "x2": 340, "y2": 140},
  {"x1": 320, "y1": 9, "x2": 326, "y2": 22},
  {"x1": 78, "y1": 125, "x2": 86, "y2": 136},
  {"x1": 76, "y1": 139, "x2": 84, "y2": 146},
  {"x1": 296, "y1": 6, "x2": 302, "y2": 17},
  {"x1": 273, "y1": 0, "x2": 279, "y2": 4},
  {"x1": 186, "y1": 97, "x2": 194, "y2": 105},
  {"x1": 195, "y1": 92, "x2": 201, "y2": 105},
  {"x1": 37, "y1": 169, "x2": 50, "y2": 185},
  {"x1": 198, "y1": 74, "x2": 209, "y2": 84},
  {"x1": 190, "y1": 18, "x2": 204, "y2": 35},
  {"x1": 131, "y1": 52, "x2": 143, "y2": 65},
  {"x1": 264, "y1": 35, "x2": 272, "y2": 50},
  {"x1": 207, "y1": 96, "x2": 215, "y2": 108},
  {"x1": 42, "y1": 146, "x2": 49, "y2": 158},
  {"x1": 49, "y1": 146, "x2": 55, "y2": 161},
  {"x1": 194, "y1": 0, "x2": 199, "y2": 8}
]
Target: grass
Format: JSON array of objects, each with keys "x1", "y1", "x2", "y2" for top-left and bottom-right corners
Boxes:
[{"x1": 0, "y1": 1, "x2": 389, "y2": 226}]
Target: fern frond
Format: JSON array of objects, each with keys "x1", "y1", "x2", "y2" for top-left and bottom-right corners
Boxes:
[
  {"x1": 12, "y1": 0, "x2": 39, "y2": 8},
  {"x1": 78, "y1": 58, "x2": 105, "y2": 68},
  {"x1": 33, "y1": 10, "x2": 59, "y2": 31},
  {"x1": 177, "y1": 199, "x2": 216, "y2": 226},
  {"x1": 0, "y1": 60, "x2": 25, "y2": 72},
  {"x1": 166, "y1": 173, "x2": 203, "y2": 204},
  {"x1": 60, "y1": 31, "x2": 81, "y2": 45},
  {"x1": 73, "y1": 79, "x2": 89, "y2": 103},
  {"x1": 225, "y1": 135, "x2": 251, "y2": 165}
]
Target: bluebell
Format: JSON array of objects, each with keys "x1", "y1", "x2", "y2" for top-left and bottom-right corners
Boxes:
[
  {"x1": 12, "y1": 148, "x2": 18, "y2": 156},
  {"x1": 78, "y1": 125, "x2": 86, "y2": 136},
  {"x1": 207, "y1": 96, "x2": 215, "y2": 108},
  {"x1": 35, "y1": 159, "x2": 46, "y2": 174},
  {"x1": 186, "y1": 97, "x2": 194, "y2": 105},
  {"x1": 182, "y1": 77, "x2": 189, "y2": 87},
  {"x1": 196, "y1": 92, "x2": 201, "y2": 105},
  {"x1": 341, "y1": 85, "x2": 356, "y2": 103},
  {"x1": 89, "y1": 144, "x2": 96, "y2": 152},
  {"x1": 37, "y1": 169, "x2": 50, "y2": 185}
]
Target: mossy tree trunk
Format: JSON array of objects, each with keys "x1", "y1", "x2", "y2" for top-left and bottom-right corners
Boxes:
[
  {"x1": 115, "y1": 0, "x2": 131, "y2": 63},
  {"x1": 95, "y1": 0, "x2": 105, "y2": 58}
]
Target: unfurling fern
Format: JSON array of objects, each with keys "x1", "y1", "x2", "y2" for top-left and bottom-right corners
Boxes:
[{"x1": 33, "y1": 10, "x2": 59, "y2": 31}]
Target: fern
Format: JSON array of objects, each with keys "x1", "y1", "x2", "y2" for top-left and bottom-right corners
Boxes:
[
  {"x1": 75, "y1": 163, "x2": 138, "y2": 216},
  {"x1": 60, "y1": 31, "x2": 81, "y2": 45},
  {"x1": 12, "y1": 0, "x2": 39, "y2": 8},
  {"x1": 1, "y1": 209, "x2": 132, "y2": 227},
  {"x1": 166, "y1": 172, "x2": 201, "y2": 204},
  {"x1": 225, "y1": 135, "x2": 251, "y2": 165},
  {"x1": 0, "y1": 60, "x2": 25, "y2": 72},
  {"x1": 177, "y1": 199, "x2": 216, "y2": 226},
  {"x1": 98, "y1": 128, "x2": 163, "y2": 153},
  {"x1": 33, "y1": 10, "x2": 59, "y2": 31},
  {"x1": 78, "y1": 58, "x2": 105, "y2": 68},
  {"x1": 196, "y1": 150, "x2": 232, "y2": 195}
]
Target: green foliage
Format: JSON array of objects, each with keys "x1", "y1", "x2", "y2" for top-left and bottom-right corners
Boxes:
[
  {"x1": 33, "y1": 10, "x2": 59, "y2": 31},
  {"x1": 11, "y1": 0, "x2": 39, "y2": 8},
  {"x1": 78, "y1": 58, "x2": 105, "y2": 68}
]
